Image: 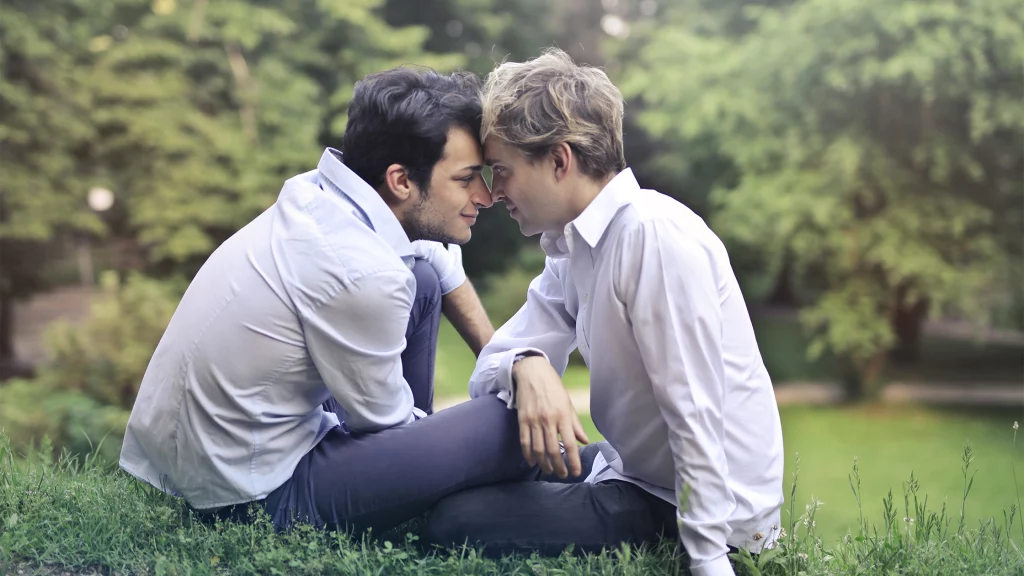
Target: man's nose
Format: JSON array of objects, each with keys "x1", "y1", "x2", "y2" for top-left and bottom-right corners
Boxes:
[
  {"x1": 488, "y1": 178, "x2": 504, "y2": 203},
  {"x1": 473, "y1": 178, "x2": 494, "y2": 209}
]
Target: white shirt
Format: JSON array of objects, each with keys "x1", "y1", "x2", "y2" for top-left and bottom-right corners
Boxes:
[
  {"x1": 120, "y1": 149, "x2": 426, "y2": 509},
  {"x1": 469, "y1": 169, "x2": 785, "y2": 576}
]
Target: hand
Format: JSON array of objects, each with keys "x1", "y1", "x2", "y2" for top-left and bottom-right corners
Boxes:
[
  {"x1": 512, "y1": 356, "x2": 590, "y2": 479},
  {"x1": 410, "y1": 240, "x2": 466, "y2": 295}
]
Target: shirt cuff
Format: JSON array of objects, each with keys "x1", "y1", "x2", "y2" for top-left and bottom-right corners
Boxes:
[
  {"x1": 689, "y1": 553, "x2": 735, "y2": 576},
  {"x1": 496, "y1": 347, "x2": 549, "y2": 409},
  {"x1": 411, "y1": 407, "x2": 428, "y2": 421}
]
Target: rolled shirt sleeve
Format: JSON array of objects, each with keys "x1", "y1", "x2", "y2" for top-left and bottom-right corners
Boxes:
[
  {"x1": 301, "y1": 269, "x2": 417, "y2": 432},
  {"x1": 617, "y1": 219, "x2": 737, "y2": 575}
]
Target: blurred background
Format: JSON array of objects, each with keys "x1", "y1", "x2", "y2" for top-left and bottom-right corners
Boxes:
[{"x1": 0, "y1": 0, "x2": 1021, "y2": 543}]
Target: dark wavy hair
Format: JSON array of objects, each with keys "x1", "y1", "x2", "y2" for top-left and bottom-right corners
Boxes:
[{"x1": 341, "y1": 68, "x2": 482, "y2": 193}]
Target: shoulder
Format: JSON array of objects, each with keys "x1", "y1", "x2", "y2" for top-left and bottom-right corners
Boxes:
[
  {"x1": 272, "y1": 172, "x2": 412, "y2": 309},
  {"x1": 613, "y1": 189, "x2": 726, "y2": 262}
]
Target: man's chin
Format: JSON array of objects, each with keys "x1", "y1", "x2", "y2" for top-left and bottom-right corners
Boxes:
[
  {"x1": 448, "y1": 227, "x2": 472, "y2": 245},
  {"x1": 517, "y1": 221, "x2": 541, "y2": 238}
]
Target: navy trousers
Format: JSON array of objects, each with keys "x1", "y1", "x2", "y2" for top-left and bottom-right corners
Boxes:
[
  {"x1": 421, "y1": 442, "x2": 679, "y2": 557},
  {"x1": 257, "y1": 260, "x2": 533, "y2": 535}
]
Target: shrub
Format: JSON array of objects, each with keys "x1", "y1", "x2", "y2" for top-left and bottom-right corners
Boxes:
[{"x1": 0, "y1": 271, "x2": 178, "y2": 462}]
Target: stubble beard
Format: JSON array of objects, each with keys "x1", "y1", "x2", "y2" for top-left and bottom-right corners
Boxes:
[{"x1": 405, "y1": 194, "x2": 464, "y2": 245}]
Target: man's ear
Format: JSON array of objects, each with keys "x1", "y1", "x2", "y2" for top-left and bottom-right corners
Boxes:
[
  {"x1": 550, "y1": 142, "x2": 573, "y2": 181},
  {"x1": 382, "y1": 164, "x2": 414, "y2": 204}
]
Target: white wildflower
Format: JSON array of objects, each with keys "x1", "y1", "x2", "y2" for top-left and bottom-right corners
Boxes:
[
  {"x1": 797, "y1": 553, "x2": 809, "y2": 561},
  {"x1": 1014, "y1": 421, "x2": 1019, "y2": 431}
]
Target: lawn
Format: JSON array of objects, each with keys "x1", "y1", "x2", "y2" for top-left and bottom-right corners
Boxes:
[
  {"x1": 578, "y1": 405, "x2": 1024, "y2": 543},
  {"x1": 2, "y1": 422, "x2": 1021, "y2": 575}
]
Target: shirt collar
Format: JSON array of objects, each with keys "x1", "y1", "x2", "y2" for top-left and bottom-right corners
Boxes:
[
  {"x1": 540, "y1": 168, "x2": 639, "y2": 258},
  {"x1": 316, "y1": 148, "x2": 414, "y2": 261}
]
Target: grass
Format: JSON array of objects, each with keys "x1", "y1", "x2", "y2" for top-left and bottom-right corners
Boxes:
[
  {"x1": 579, "y1": 406, "x2": 1024, "y2": 543},
  {"x1": 4, "y1": 306, "x2": 1021, "y2": 573},
  {"x1": 1, "y1": 430, "x2": 1022, "y2": 575}
]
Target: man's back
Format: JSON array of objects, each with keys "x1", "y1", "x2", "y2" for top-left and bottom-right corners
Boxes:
[{"x1": 120, "y1": 166, "x2": 413, "y2": 509}]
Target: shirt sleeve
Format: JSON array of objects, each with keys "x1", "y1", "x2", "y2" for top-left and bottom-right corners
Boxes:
[
  {"x1": 468, "y1": 257, "x2": 577, "y2": 406},
  {"x1": 616, "y1": 219, "x2": 736, "y2": 576},
  {"x1": 301, "y1": 269, "x2": 417, "y2": 433}
]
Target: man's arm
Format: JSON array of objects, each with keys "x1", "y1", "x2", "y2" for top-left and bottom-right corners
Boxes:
[
  {"x1": 302, "y1": 269, "x2": 417, "y2": 433},
  {"x1": 618, "y1": 219, "x2": 736, "y2": 576},
  {"x1": 441, "y1": 279, "x2": 494, "y2": 357},
  {"x1": 469, "y1": 258, "x2": 589, "y2": 479}
]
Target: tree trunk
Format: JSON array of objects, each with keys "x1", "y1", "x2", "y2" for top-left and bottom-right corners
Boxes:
[
  {"x1": 0, "y1": 292, "x2": 13, "y2": 361},
  {"x1": 891, "y1": 292, "x2": 929, "y2": 365},
  {"x1": 767, "y1": 256, "x2": 798, "y2": 306},
  {"x1": 0, "y1": 291, "x2": 18, "y2": 380},
  {"x1": 838, "y1": 350, "x2": 888, "y2": 403}
]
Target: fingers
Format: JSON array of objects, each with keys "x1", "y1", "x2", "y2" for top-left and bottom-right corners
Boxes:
[
  {"x1": 572, "y1": 413, "x2": 591, "y2": 446},
  {"x1": 519, "y1": 413, "x2": 535, "y2": 466},
  {"x1": 559, "y1": 418, "x2": 582, "y2": 478},
  {"x1": 544, "y1": 422, "x2": 568, "y2": 479},
  {"x1": 531, "y1": 423, "x2": 552, "y2": 475}
]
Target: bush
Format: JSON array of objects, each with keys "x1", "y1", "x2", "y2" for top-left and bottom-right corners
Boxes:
[
  {"x1": 480, "y1": 245, "x2": 546, "y2": 326},
  {"x1": 40, "y1": 271, "x2": 179, "y2": 409},
  {"x1": 0, "y1": 379, "x2": 128, "y2": 463},
  {"x1": 0, "y1": 271, "x2": 178, "y2": 462}
]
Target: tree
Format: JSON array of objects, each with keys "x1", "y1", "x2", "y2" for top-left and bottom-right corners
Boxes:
[
  {"x1": 0, "y1": 0, "x2": 102, "y2": 376},
  {"x1": 81, "y1": 0, "x2": 463, "y2": 276},
  {"x1": 622, "y1": 0, "x2": 1024, "y2": 398},
  {"x1": 1, "y1": 0, "x2": 466, "y2": 376}
]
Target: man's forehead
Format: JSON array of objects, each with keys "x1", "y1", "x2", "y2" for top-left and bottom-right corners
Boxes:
[{"x1": 482, "y1": 138, "x2": 513, "y2": 165}]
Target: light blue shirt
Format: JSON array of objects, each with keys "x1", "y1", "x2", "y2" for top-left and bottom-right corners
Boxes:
[{"x1": 120, "y1": 149, "x2": 425, "y2": 509}]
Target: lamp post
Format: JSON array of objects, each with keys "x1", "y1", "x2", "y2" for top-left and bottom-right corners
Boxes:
[{"x1": 77, "y1": 187, "x2": 115, "y2": 286}]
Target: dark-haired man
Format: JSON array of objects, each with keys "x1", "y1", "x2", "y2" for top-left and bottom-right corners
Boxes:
[{"x1": 120, "y1": 68, "x2": 532, "y2": 534}]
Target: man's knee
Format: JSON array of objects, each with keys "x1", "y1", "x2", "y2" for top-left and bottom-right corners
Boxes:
[
  {"x1": 411, "y1": 259, "x2": 442, "y2": 304},
  {"x1": 421, "y1": 490, "x2": 486, "y2": 549}
]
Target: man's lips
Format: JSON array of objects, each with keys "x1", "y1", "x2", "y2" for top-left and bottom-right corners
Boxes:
[{"x1": 461, "y1": 213, "x2": 478, "y2": 222}]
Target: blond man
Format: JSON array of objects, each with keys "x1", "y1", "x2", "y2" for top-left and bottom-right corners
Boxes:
[{"x1": 422, "y1": 50, "x2": 785, "y2": 576}]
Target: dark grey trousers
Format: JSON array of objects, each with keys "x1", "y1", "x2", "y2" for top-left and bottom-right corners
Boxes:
[
  {"x1": 251, "y1": 260, "x2": 534, "y2": 534},
  {"x1": 421, "y1": 442, "x2": 679, "y2": 557}
]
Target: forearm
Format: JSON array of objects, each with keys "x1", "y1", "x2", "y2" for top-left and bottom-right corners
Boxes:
[{"x1": 441, "y1": 279, "x2": 494, "y2": 357}]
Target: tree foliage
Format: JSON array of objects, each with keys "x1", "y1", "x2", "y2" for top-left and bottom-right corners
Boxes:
[{"x1": 622, "y1": 0, "x2": 1024, "y2": 394}]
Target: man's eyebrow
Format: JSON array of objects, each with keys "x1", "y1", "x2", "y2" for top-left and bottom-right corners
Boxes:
[{"x1": 460, "y1": 164, "x2": 484, "y2": 173}]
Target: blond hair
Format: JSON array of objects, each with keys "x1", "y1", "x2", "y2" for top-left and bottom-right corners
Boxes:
[{"x1": 482, "y1": 48, "x2": 626, "y2": 179}]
